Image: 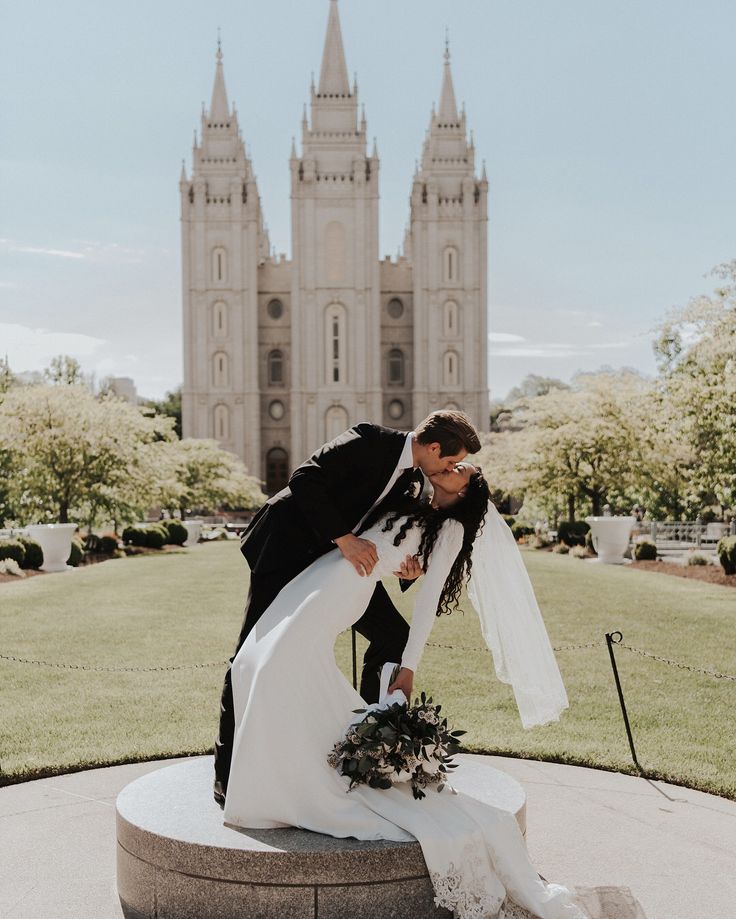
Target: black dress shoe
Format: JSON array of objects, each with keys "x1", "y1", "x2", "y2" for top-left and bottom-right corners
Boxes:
[{"x1": 213, "y1": 778, "x2": 227, "y2": 808}]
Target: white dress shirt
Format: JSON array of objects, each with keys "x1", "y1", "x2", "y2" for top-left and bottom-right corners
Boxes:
[{"x1": 353, "y1": 433, "x2": 417, "y2": 534}]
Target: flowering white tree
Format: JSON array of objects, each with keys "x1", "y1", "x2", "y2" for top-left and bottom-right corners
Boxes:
[
  {"x1": 0, "y1": 385, "x2": 176, "y2": 526},
  {"x1": 167, "y1": 438, "x2": 265, "y2": 517}
]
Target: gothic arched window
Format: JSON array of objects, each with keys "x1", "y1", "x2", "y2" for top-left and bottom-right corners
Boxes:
[
  {"x1": 213, "y1": 403, "x2": 230, "y2": 440},
  {"x1": 325, "y1": 405, "x2": 349, "y2": 442},
  {"x1": 268, "y1": 349, "x2": 284, "y2": 386},
  {"x1": 266, "y1": 447, "x2": 289, "y2": 495},
  {"x1": 387, "y1": 348, "x2": 405, "y2": 386},
  {"x1": 443, "y1": 300, "x2": 459, "y2": 337},
  {"x1": 212, "y1": 301, "x2": 228, "y2": 338},
  {"x1": 325, "y1": 304, "x2": 346, "y2": 385},
  {"x1": 213, "y1": 350, "x2": 229, "y2": 387},
  {"x1": 443, "y1": 350, "x2": 459, "y2": 387},
  {"x1": 443, "y1": 246, "x2": 459, "y2": 283},
  {"x1": 212, "y1": 247, "x2": 227, "y2": 283}
]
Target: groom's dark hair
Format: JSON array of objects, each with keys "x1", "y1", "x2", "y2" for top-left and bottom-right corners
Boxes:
[{"x1": 415, "y1": 410, "x2": 481, "y2": 457}]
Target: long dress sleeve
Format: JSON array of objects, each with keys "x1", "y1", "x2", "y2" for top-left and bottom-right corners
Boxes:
[{"x1": 400, "y1": 519, "x2": 464, "y2": 673}]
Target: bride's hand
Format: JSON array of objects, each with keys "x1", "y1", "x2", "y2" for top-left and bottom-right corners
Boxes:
[
  {"x1": 334, "y1": 533, "x2": 378, "y2": 576},
  {"x1": 393, "y1": 554, "x2": 422, "y2": 580},
  {"x1": 388, "y1": 667, "x2": 414, "y2": 700}
]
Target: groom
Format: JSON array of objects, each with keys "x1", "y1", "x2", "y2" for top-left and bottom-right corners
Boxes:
[{"x1": 213, "y1": 409, "x2": 481, "y2": 805}]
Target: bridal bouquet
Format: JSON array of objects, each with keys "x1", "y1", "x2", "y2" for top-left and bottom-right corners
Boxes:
[{"x1": 328, "y1": 692, "x2": 465, "y2": 801}]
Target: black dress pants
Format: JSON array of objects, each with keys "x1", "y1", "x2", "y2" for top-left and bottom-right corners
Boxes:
[{"x1": 213, "y1": 569, "x2": 409, "y2": 790}]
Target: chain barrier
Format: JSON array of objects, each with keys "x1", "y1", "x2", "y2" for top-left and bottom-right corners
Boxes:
[
  {"x1": 616, "y1": 643, "x2": 736, "y2": 682},
  {"x1": 1, "y1": 639, "x2": 734, "y2": 682}
]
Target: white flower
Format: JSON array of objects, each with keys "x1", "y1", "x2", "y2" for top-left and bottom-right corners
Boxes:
[{"x1": 421, "y1": 759, "x2": 442, "y2": 775}]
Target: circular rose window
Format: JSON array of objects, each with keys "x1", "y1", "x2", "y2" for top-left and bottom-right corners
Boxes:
[
  {"x1": 269, "y1": 400, "x2": 285, "y2": 420},
  {"x1": 388, "y1": 399, "x2": 404, "y2": 420}
]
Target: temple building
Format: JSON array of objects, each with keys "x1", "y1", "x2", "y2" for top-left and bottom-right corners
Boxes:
[{"x1": 180, "y1": 0, "x2": 489, "y2": 492}]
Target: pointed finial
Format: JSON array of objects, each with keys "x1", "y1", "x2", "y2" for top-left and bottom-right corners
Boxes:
[
  {"x1": 444, "y1": 28, "x2": 450, "y2": 63},
  {"x1": 216, "y1": 27, "x2": 222, "y2": 62}
]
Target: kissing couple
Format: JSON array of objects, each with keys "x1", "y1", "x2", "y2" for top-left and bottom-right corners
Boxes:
[{"x1": 213, "y1": 410, "x2": 588, "y2": 919}]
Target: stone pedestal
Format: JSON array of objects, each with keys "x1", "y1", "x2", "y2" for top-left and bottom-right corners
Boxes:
[{"x1": 116, "y1": 755, "x2": 526, "y2": 919}]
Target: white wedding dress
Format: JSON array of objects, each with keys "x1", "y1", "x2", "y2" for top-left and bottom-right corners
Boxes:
[{"x1": 224, "y1": 516, "x2": 587, "y2": 919}]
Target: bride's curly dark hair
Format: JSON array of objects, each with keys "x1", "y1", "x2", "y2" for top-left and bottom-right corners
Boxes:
[{"x1": 381, "y1": 466, "x2": 491, "y2": 616}]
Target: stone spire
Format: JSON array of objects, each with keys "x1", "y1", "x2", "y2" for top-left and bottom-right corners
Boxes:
[
  {"x1": 209, "y1": 37, "x2": 230, "y2": 121},
  {"x1": 318, "y1": 0, "x2": 350, "y2": 96},
  {"x1": 438, "y1": 35, "x2": 459, "y2": 123}
]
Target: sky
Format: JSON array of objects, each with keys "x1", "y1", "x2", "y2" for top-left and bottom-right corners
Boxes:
[{"x1": 2, "y1": 0, "x2": 735, "y2": 401}]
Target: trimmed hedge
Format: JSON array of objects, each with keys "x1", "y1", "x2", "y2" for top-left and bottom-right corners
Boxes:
[
  {"x1": 122, "y1": 526, "x2": 148, "y2": 547},
  {"x1": 100, "y1": 534, "x2": 119, "y2": 554},
  {"x1": 634, "y1": 540, "x2": 658, "y2": 561},
  {"x1": 557, "y1": 521, "x2": 590, "y2": 547},
  {"x1": 144, "y1": 526, "x2": 167, "y2": 550},
  {"x1": 0, "y1": 539, "x2": 26, "y2": 566},
  {"x1": 67, "y1": 537, "x2": 84, "y2": 567},
  {"x1": 160, "y1": 519, "x2": 188, "y2": 546},
  {"x1": 511, "y1": 521, "x2": 535, "y2": 541},
  {"x1": 717, "y1": 536, "x2": 736, "y2": 575},
  {"x1": 16, "y1": 536, "x2": 43, "y2": 570}
]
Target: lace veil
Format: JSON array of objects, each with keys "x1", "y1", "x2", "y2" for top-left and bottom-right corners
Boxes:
[{"x1": 467, "y1": 502, "x2": 570, "y2": 729}]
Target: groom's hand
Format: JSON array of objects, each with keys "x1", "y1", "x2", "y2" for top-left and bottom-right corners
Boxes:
[
  {"x1": 394, "y1": 554, "x2": 422, "y2": 580},
  {"x1": 388, "y1": 667, "x2": 414, "y2": 700},
  {"x1": 334, "y1": 533, "x2": 379, "y2": 576}
]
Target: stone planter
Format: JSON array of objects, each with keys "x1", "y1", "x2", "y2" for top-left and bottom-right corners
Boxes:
[
  {"x1": 585, "y1": 516, "x2": 635, "y2": 565},
  {"x1": 26, "y1": 523, "x2": 77, "y2": 572},
  {"x1": 182, "y1": 520, "x2": 202, "y2": 547}
]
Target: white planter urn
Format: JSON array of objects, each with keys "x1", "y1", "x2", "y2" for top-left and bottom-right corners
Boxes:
[
  {"x1": 26, "y1": 523, "x2": 78, "y2": 572},
  {"x1": 182, "y1": 520, "x2": 202, "y2": 547},
  {"x1": 585, "y1": 516, "x2": 635, "y2": 565}
]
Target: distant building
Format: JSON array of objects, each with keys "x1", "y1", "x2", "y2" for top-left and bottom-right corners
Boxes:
[
  {"x1": 180, "y1": 0, "x2": 489, "y2": 492},
  {"x1": 109, "y1": 377, "x2": 138, "y2": 404}
]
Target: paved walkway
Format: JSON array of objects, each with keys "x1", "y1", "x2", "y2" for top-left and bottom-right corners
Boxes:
[{"x1": 1, "y1": 754, "x2": 734, "y2": 919}]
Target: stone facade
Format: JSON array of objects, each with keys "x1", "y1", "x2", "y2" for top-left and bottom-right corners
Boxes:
[{"x1": 180, "y1": 0, "x2": 489, "y2": 492}]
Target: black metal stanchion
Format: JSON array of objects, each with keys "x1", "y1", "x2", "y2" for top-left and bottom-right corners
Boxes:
[
  {"x1": 606, "y1": 630, "x2": 644, "y2": 774},
  {"x1": 351, "y1": 627, "x2": 357, "y2": 690}
]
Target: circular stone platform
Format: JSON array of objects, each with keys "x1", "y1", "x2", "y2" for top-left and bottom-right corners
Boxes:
[{"x1": 116, "y1": 754, "x2": 526, "y2": 919}]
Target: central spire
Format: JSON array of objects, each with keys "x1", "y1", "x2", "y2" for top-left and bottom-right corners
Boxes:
[
  {"x1": 438, "y1": 37, "x2": 459, "y2": 123},
  {"x1": 209, "y1": 36, "x2": 230, "y2": 121},
  {"x1": 318, "y1": 0, "x2": 350, "y2": 96}
]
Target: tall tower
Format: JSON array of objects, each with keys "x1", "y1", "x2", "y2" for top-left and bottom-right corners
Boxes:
[
  {"x1": 289, "y1": 0, "x2": 382, "y2": 462},
  {"x1": 180, "y1": 43, "x2": 270, "y2": 475},
  {"x1": 408, "y1": 42, "x2": 489, "y2": 429}
]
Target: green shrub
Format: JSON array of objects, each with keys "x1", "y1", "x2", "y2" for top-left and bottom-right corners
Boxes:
[
  {"x1": 0, "y1": 539, "x2": 26, "y2": 566},
  {"x1": 585, "y1": 530, "x2": 597, "y2": 554},
  {"x1": 502, "y1": 514, "x2": 516, "y2": 529},
  {"x1": 552, "y1": 543, "x2": 570, "y2": 555},
  {"x1": 16, "y1": 536, "x2": 43, "y2": 570},
  {"x1": 0, "y1": 558, "x2": 25, "y2": 577},
  {"x1": 100, "y1": 534, "x2": 119, "y2": 554},
  {"x1": 84, "y1": 533, "x2": 102, "y2": 553},
  {"x1": 557, "y1": 521, "x2": 590, "y2": 546},
  {"x1": 511, "y1": 521, "x2": 535, "y2": 541},
  {"x1": 687, "y1": 554, "x2": 709, "y2": 566},
  {"x1": 160, "y1": 519, "x2": 188, "y2": 546},
  {"x1": 67, "y1": 537, "x2": 84, "y2": 567},
  {"x1": 717, "y1": 536, "x2": 736, "y2": 575},
  {"x1": 144, "y1": 527, "x2": 166, "y2": 549},
  {"x1": 634, "y1": 540, "x2": 657, "y2": 561},
  {"x1": 122, "y1": 526, "x2": 148, "y2": 547}
]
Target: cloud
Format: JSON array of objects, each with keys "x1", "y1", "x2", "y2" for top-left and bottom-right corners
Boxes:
[
  {"x1": 488, "y1": 332, "x2": 526, "y2": 343},
  {"x1": 489, "y1": 341, "x2": 590, "y2": 358},
  {"x1": 11, "y1": 245, "x2": 86, "y2": 259},
  {"x1": 0, "y1": 323, "x2": 107, "y2": 370}
]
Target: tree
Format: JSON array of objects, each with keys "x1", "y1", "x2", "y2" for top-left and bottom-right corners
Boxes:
[
  {"x1": 43, "y1": 354, "x2": 85, "y2": 386},
  {"x1": 0, "y1": 384, "x2": 176, "y2": 526},
  {"x1": 478, "y1": 370, "x2": 654, "y2": 521},
  {"x1": 167, "y1": 439, "x2": 266, "y2": 517},
  {"x1": 143, "y1": 386, "x2": 183, "y2": 438},
  {"x1": 653, "y1": 261, "x2": 736, "y2": 513}
]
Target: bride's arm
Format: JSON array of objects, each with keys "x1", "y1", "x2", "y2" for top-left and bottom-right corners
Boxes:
[{"x1": 396, "y1": 519, "x2": 464, "y2": 679}]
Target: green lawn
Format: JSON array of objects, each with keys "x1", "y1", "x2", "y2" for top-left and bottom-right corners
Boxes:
[{"x1": 1, "y1": 542, "x2": 734, "y2": 799}]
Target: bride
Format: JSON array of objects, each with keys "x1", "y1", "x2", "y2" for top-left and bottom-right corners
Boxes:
[{"x1": 223, "y1": 463, "x2": 588, "y2": 919}]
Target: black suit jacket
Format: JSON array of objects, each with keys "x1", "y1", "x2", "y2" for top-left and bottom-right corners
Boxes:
[{"x1": 241, "y1": 423, "x2": 416, "y2": 577}]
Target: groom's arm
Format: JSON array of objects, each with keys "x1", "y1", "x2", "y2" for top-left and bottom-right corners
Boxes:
[{"x1": 289, "y1": 423, "x2": 380, "y2": 544}]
